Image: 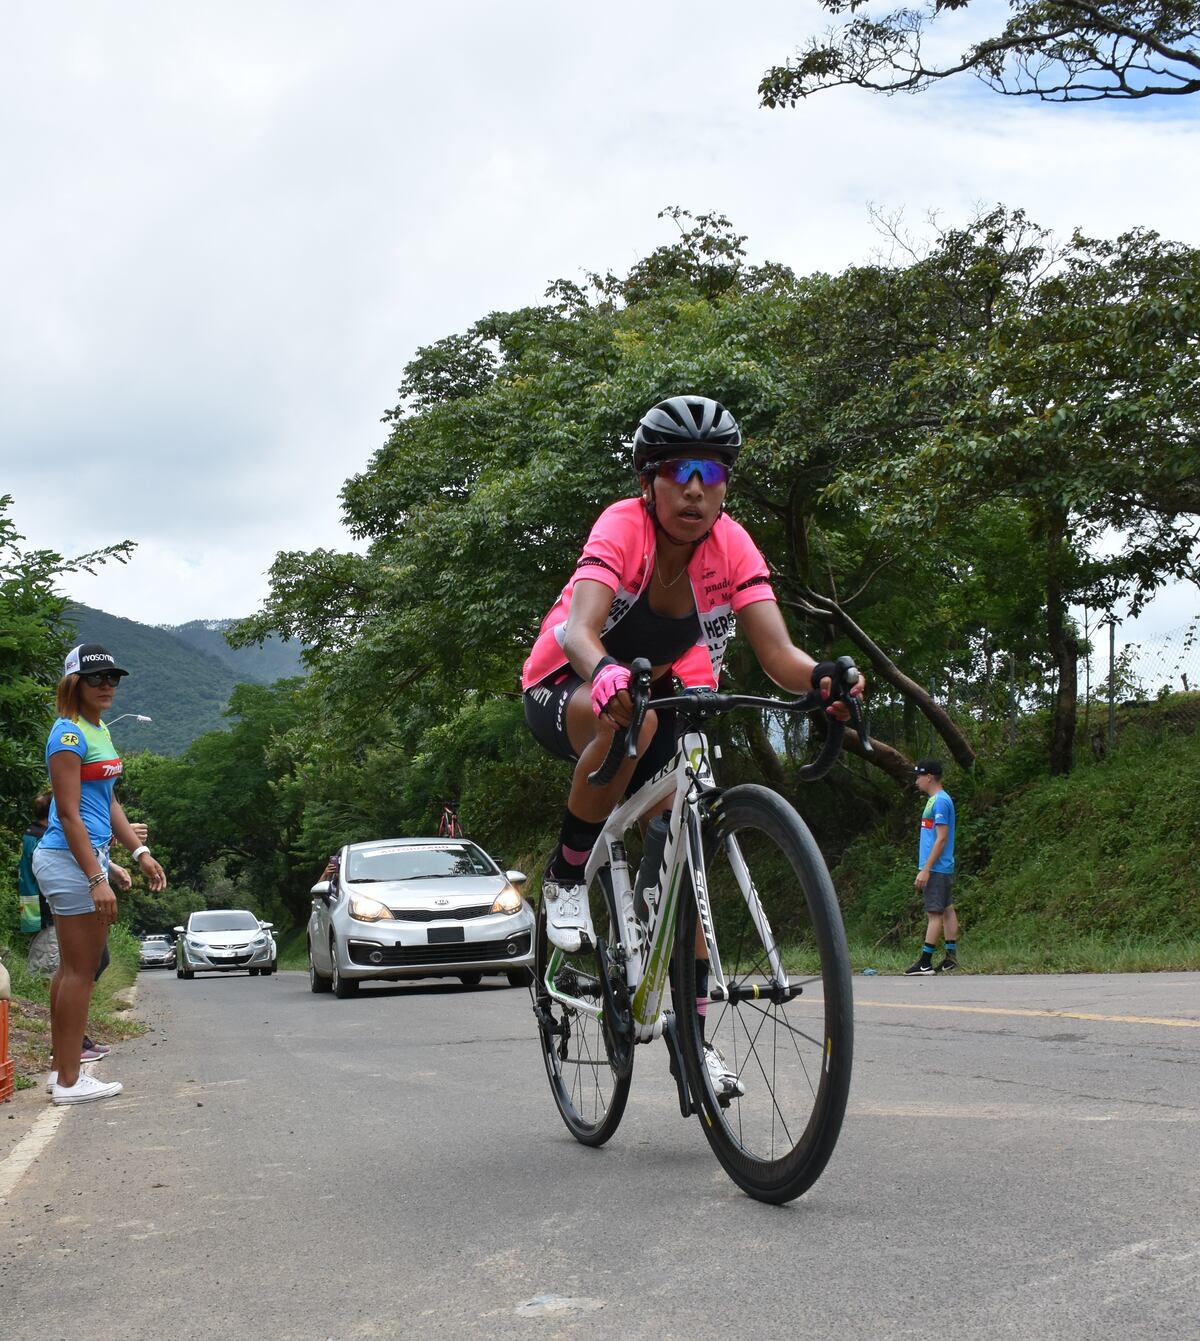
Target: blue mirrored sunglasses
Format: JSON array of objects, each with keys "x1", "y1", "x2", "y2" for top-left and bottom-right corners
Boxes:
[{"x1": 654, "y1": 457, "x2": 730, "y2": 486}]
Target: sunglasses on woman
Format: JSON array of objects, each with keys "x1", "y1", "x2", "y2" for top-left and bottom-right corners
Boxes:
[
  {"x1": 654, "y1": 457, "x2": 731, "y2": 486},
  {"x1": 82, "y1": 672, "x2": 122, "y2": 688}
]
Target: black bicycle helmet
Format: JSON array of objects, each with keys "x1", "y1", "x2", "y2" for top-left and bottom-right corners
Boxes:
[{"x1": 632, "y1": 395, "x2": 743, "y2": 473}]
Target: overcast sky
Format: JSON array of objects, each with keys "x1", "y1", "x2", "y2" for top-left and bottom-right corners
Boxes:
[{"x1": 3, "y1": 1, "x2": 1197, "y2": 647}]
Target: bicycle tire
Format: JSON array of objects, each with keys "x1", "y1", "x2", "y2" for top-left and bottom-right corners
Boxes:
[
  {"x1": 676, "y1": 784, "x2": 853, "y2": 1203},
  {"x1": 534, "y1": 866, "x2": 634, "y2": 1146}
]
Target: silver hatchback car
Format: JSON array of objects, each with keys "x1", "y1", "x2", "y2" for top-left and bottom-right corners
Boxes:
[{"x1": 307, "y1": 837, "x2": 534, "y2": 997}]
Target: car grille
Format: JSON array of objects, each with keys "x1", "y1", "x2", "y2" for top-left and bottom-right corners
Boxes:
[
  {"x1": 349, "y1": 932, "x2": 531, "y2": 968},
  {"x1": 387, "y1": 904, "x2": 494, "y2": 922}
]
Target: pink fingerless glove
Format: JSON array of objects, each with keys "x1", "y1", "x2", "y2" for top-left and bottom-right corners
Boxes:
[{"x1": 591, "y1": 663, "x2": 631, "y2": 716}]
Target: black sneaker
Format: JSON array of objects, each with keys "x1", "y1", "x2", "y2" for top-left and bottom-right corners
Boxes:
[
  {"x1": 904, "y1": 960, "x2": 934, "y2": 976},
  {"x1": 935, "y1": 956, "x2": 958, "y2": 973}
]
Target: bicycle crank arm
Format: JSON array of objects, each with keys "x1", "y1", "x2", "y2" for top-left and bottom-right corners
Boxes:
[
  {"x1": 661, "y1": 1011, "x2": 697, "y2": 1119},
  {"x1": 711, "y1": 981, "x2": 804, "y2": 1005}
]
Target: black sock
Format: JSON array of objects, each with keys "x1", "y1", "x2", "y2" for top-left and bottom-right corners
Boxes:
[
  {"x1": 551, "y1": 808, "x2": 604, "y2": 879},
  {"x1": 920, "y1": 943, "x2": 934, "y2": 967}
]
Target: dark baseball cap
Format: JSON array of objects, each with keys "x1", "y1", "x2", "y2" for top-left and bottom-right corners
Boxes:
[
  {"x1": 914, "y1": 759, "x2": 943, "y2": 778},
  {"x1": 64, "y1": 643, "x2": 130, "y2": 678}
]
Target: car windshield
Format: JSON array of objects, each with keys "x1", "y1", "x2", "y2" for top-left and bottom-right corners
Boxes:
[
  {"x1": 144, "y1": 938, "x2": 169, "y2": 947},
  {"x1": 346, "y1": 843, "x2": 497, "y2": 883},
  {"x1": 189, "y1": 911, "x2": 259, "y2": 932}
]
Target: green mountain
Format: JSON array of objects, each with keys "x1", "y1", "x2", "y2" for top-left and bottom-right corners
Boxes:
[
  {"x1": 166, "y1": 618, "x2": 305, "y2": 683},
  {"x1": 63, "y1": 605, "x2": 305, "y2": 756}
]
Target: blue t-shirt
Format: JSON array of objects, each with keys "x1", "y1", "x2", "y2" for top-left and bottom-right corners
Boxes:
[
  {"x1": 39, "y1": 716, "x2": 123, "y2": 850},
  {"x1": 918, "y1": 790, "x2": 955, "y2": 874}
]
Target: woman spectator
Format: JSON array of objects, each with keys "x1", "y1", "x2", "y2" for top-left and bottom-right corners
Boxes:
[{"x1": 32, "y1": 644, "x2": 167, "y2": 1104}]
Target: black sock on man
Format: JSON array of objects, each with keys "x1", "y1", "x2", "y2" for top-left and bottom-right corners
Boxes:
[{"x1": 920, "y1": 943, "x2": 934, "y2": 967}]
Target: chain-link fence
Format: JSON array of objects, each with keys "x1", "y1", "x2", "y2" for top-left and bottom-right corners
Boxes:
[{"x1": 1084, "y1": 617, "x2": 1200, "y2": 749}]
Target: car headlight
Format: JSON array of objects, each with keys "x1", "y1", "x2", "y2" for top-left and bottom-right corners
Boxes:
[
  {"x1": 490, "y1": 886, "x2": 523, "y2": 916},
  {"x1": 350, "y1": 894, "x2": 393, "y2": 922},
  {"x1": 252, "y1": 934, "x2": 267, "y2": 946}
]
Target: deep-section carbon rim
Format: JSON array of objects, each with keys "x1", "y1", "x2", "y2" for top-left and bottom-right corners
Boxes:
[
  {"x1": 678, "y1": 785, "x2": 854, "y2": 1203},
  {"x1": 534, "y1": 870, "x2": 633, "y2": 1147}
]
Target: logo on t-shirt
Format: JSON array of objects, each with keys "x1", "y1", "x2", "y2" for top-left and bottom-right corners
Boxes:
[{"x1": 59, "y1": 732, "x2": 80, "y2": 747}]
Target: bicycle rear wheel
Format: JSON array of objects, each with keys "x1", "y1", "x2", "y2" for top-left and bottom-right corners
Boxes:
[
  {"x1": 534, "y1": 867, "x2": 633, "y2": 1147},
  {"x1": 677, "y1": 784, "x2": 853, "y2": 1203}
]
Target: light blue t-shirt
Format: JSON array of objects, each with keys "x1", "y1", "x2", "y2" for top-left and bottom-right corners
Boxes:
[
  {"x1": 40, "y1": 716, "x2": 123, "y2": 850},
  {"x1": 918, "y1": 790, "x2": 955, "y2": 874}
]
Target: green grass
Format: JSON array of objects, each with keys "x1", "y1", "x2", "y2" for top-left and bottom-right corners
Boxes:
[
  {"x1": 2, "y1": 925, "x2": 146, "y2": 1084},
  {"x1": 276, "y1": 924, "x2": 309, "y2": 971}
]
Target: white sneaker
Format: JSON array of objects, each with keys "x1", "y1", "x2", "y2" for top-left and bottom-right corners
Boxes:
[
  {"x1": 46, "y1": 1070, "x2": 57, "y2": 1093},
  {"x1": 542, "y1": 876, "x2": 595, "y2": 954},
  {"x1": 704, "y1": 1042, "x2": 745, "y2": 1106},
  {"x1": 51, "y1": 1073, "x2": 123, "y2": 1105}
]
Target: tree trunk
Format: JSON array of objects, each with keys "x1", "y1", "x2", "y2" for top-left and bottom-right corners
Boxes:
[
  {"x1": 777, "y1": 585, "x2": 977, "y2": 771},
  {"x1": 742, "y1": 713, "x2": 789, "y2": 793},
  {"x1": 1044, "y1": 507, "x2": 1079, "y2": 775},
  {"x1": 841, "y1": 728, "x2": 914, "y2": 785}
]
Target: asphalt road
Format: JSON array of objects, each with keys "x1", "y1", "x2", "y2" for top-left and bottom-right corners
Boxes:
[{"x1": 2, "y1": 969, "x2": 1198, "y2": 1341}]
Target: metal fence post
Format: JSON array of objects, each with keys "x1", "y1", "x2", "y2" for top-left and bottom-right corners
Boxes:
[{"x1": 1107, "y1": 620, "x2": 1116, "y2": 752}]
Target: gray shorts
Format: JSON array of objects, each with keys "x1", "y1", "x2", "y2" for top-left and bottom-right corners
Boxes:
[
  {"x1": 922, "y1": 871, "x2": 955, "y2": 913},
  {"x1": 31, "y1": 844, "x2": 110, "y2": 917}
]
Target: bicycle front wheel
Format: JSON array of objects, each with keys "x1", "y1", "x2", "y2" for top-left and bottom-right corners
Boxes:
[
  {"x1": 534, "y1": 868, "x2": 633, "y2": 1147},
  {"x1": 677, "y1": 784, "x2": 854, "y2": 1203}
]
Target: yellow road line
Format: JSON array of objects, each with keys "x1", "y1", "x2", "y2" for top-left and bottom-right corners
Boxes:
[{"x1": 857, "y1": 1000, "x2": 1200, "y2": 1028}]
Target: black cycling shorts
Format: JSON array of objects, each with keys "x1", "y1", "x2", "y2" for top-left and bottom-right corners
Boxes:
[{"x1": 523, "y1": 669, "x2": 677, "y2": 796}]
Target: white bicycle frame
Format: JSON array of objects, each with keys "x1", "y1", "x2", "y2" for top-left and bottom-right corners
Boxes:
[{"x1": 542, "y1": 727, "x2": 791, "y2": 1044}]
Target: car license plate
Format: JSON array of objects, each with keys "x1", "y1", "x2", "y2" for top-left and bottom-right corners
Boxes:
[{"x1": 428, "y1": 927, "x2": 465, "y2": 944}]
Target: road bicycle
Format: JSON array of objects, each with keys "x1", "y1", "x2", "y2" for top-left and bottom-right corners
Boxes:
[
  {"x1": 436, "y1": 801, "x2": 465, "y2": 840},
  {"x1": 531, "y1": 656, "x2": 867, "y2": 1204}
]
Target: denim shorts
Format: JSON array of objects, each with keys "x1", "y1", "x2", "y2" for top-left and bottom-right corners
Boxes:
[{"x1": 31, "y1": 844, "x2": 110, "y2": 917}]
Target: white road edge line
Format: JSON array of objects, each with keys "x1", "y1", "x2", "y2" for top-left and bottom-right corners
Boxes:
[{"x1": 0, "y1": 1104, "x2": 66, "y2": 1204}]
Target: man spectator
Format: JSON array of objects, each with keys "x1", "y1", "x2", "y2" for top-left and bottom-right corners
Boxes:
[
  {"x1": 904, "y1": 759, "x2": 958, "y2": 976},
  {"x1": 18, "y1": 793, "x2": 53, "y2": 933}
]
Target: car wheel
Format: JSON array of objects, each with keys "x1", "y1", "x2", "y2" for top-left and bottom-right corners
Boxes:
[
  {"x1": 182, "y1": 968, "x2": 194, "y2": 979},
  {"x1": 331, "y1": 942, "x2": 359, "y2": 998},
  {"x1": 249, "y1": 968, "x2": 260, "y2": 976},
  {"x1": 458, "y1": 973, "x2": 482, "y2": 988},
  {"x1": 309, "y1": 940, "x2": 332, "y2": 994},
  {"x1": 506, "y1": 969, "x2": 533, "y2": 988},
  {"x1": 176, "y1": 966, "x2": 184, "y2": 979}
]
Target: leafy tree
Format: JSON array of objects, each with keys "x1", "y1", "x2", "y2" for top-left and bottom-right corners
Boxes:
[
  {"x1": 123, "y1": 681, "x2": 309, "y2": 923},
  {"x1": 759, "y1": 0, "x2": 1200, "y2": 104},
  {"x1": 841, "y1": 218, "x2": 1200, "y2": 771},
  {"x1": 0, "y1": 495, "x2": 132, "y2": 850}
]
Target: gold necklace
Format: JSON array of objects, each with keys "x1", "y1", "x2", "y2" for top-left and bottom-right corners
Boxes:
[{"x1": 655, "y1": 558, "x2": 691, "y2": 589}]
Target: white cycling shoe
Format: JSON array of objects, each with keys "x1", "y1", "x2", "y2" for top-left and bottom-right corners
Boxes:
[
  {"x1": 704, "y1": 1043, "x2": 746, "y2": 1107},
  {"x1": 542, "y1": 876, "x2": 595, "y2": 954}
]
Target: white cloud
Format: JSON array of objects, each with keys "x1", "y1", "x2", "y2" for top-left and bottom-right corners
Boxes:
[{"x1": 2, "y1": 1, "x2": 1198, "y2": 624}]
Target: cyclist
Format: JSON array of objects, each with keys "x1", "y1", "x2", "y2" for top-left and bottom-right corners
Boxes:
[{"x1": 521, "y1": 395, "x2": 865, "y2": 1096}]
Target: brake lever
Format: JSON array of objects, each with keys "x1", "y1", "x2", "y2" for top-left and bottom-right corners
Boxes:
[{"x1": 625, "y1": 657, "x2": 653, "y2": 760}]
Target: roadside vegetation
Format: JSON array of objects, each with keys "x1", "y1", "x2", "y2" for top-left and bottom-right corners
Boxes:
[
  {"x1": 2, "y1": 208, "x2": 1198, "y2": 1080},
  {"x1": 4, "y1": 927, "x2": 143, "y2": 1090}
]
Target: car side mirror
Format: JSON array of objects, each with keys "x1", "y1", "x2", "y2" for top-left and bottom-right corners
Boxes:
[
  {"x1": 173, "y1": 925, "x2": 184, "y2": 934},
  {"x1": 311, "y1": 881, "x2": 331, "y2": 899},
  {"x1": 506, "y1": 870, "x2": 527, "y2": 887},
  {"x1": 260, "y1": 921, "x2": 274, "y2": 930}
]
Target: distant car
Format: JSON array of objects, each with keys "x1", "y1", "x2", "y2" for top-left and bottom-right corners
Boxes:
[
  {"x1": 138, "y1": 936, "x2": 175, "y2": 969},
  {"x1": 174, "y1": 910, "x2": 277, "y2": 978},
  {"x1": 307, "y1": 837, "x2": 535, "y2": 998}
]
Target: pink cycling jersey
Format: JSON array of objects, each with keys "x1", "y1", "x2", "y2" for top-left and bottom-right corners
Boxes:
[{"x1": 521, "y1": 498, "x2": 777, "y2": 691}]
